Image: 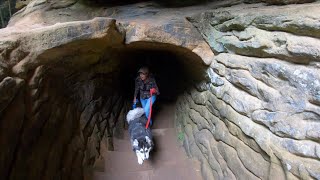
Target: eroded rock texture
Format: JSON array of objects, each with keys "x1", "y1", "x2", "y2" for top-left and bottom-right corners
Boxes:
[
  {"x1": 176, "y1": 2, "x2": 320, "y2": 180},
  {"x1": 244, "y1": 0, "x2": 315, "y2": 4},
  {"x1": 0, "y1": 17, "x2": 128, "y2": 180},
  {"x1": 0, "y1": 1, "x2": 212, "y2": 178},
  {"x1": 0, "y1": 0, "x2": 319, "y2": 180}
]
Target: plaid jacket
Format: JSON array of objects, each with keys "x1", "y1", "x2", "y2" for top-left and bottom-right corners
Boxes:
[{"x1": 134, "y1": 76, "x2": 160, "y2": 99}]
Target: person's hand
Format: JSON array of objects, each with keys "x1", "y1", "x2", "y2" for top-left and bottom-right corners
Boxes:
[
  {"x1": 133, "y1": 97, "x2": 137, "y2": 103},
  {"x1": 150, "y1": 88, "x2": 157, "y2": 94}
]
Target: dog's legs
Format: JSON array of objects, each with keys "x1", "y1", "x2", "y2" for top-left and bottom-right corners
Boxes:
[{"x1": 137, "y1": 153, "x2": 143, "y2": 165}]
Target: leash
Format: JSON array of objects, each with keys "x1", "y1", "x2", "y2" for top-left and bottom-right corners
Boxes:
[{"x1": 145, "y1": 88, "x2": 156, "y2": 129}]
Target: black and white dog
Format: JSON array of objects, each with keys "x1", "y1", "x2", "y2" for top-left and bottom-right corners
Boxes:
[{"x1": 126, "y1": 107, "x2": 154, "y2": 165}]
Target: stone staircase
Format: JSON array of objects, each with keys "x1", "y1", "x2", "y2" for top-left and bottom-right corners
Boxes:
[{"x1": 92, "y1": 103, "x2": 202, "y2": 180}]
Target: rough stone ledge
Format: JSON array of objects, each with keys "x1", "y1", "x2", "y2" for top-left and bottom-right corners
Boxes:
[
  {"x1": 177, "y1": 90, "x2": 320, "y2": 179},
  {"x1": 188, "y1": 1, "x2": 320, "y2": 64},
  {"x1": 0, "y1": 17, "x2": 123, "y2": 78}
]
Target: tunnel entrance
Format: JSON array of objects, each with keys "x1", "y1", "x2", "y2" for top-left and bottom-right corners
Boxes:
[
  {"x1": 86, "y1": 42, "x2": 208, "y2": 179},
  {"x1": 2, "y1": 40, "x2": 208, "y2": 180},
  {"x1": 110, "y1": 42, "x2": 207, "y2": 103},
  {"x1": 46, "y1": 41, "x2": 208, "y2": 120},
  {"x1": 45, "y1": 41, "x2": 209, "y2": 146}
]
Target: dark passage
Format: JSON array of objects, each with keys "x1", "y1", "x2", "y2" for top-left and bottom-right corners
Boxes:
[
  {"x1": 4, "y1": 41, "x2": 207, "y2": 180},
  {"x1": 113, "y1": 42, "x2": 207, "y2": 103},
  {"x1": 91, "y1": 43, "x2": 206, "y2": 180}
]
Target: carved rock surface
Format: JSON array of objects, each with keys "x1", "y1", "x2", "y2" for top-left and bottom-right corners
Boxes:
[
  {"x1": 0, "y1": 0, "x2": 319, "y2": 180},
  {"x1": 177, "y1": 1, "x2": 320, "y2": 180}
]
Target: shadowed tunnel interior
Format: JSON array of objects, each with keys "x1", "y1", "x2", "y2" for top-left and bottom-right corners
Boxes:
[
  {"x1": 0, "y1": 40, "x2": 208, "y2": 180},
  {"x1": 86, "y1": 42, "x2": 208, "y2": 179},
  {"x1": 46, "y1": 41, "x2": 208, "y2": 115},
  {"x1": 110, "y1": 42, "x2": 207, "y2": 103}
]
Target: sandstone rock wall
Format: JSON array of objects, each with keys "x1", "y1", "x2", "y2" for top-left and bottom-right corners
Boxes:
[
  {"x1": 1, "y1": 0, "x2": 320, "y2": 180},
  {"x1": 0, "y1": 64, "x2": 128, "y2": 180},
  {"x1": 0, "y1": 6, "x2": 210, "y2": 178},
  {"x1": 244, "y1": 0, "x2": 315, "y2": 4},
  {"x1": 176, "y1": 2, "x2": 320, "y2": 180},
  {"x1": 0, "y1": 17, "x2": 128, "y2": 180}
]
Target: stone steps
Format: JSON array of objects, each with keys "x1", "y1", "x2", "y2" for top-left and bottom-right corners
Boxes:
[
  {"x1": 150, "y1": 162, "x2": 202, "y2": 180},
  {"x1": 113, "y1": 128, "x2": 181, "y2": 152},
  {"x1": 94, "y1": 170, "x2": 151, "y2": 180},
  {"x1": 99, "y1": 149, "x2": 190, "y2": 172},
  {"x1": 93, "y1": 102, "x2": 202, "y2": 180},
  {"x1": 94, "y1": 160, "x2": 202, "y2": 180}
]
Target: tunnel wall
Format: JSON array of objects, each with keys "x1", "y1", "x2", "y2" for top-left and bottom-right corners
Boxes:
[
  {"x1": 175, "y1": 2, "x2": 320, "y2": 180},
  {"x1": 0, "y1": 65, "x2": 128, "y2": 180},
  {"x1": 0, "y1": 18, "x2": 127, "y2": 180},
  {"x1": 0, "y1": 15, "x2": 207, "y2": 179}
]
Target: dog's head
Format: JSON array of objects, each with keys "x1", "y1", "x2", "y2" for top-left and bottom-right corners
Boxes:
[
  {"x1": 132, "y1": 136, "x2": 154, "y2": 162},
  {"x1": 126, "y1": 107, "x2": 145, "y2": 123}
]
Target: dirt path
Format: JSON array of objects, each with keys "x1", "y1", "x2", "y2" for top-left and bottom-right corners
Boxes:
[{"x1": 93, "y1": 102, "x2": 203, "y2": 180}]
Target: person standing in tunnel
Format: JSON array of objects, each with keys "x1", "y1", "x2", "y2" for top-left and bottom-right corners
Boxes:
[{"x1": 133, "y1": 66, "x2": 160, "y2": 127}]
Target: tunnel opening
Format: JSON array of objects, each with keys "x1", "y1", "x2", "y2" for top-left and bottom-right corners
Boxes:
[
  {"x1": 87, "y1": 42, "x2": 208, "y2": 179},
  {"x1": 58, "y1": 41, "x2": 208, "y2": 179},
  {"x1": 45, "y1": 41, "x2": 209, "y2": 122},
  {"x1": 114, "y1": 42, "x2": 207, "y2": 103},
  {"x1": 2, "y1": 40, "x2": 208, "y2": 180},
  {"x1": 51, "y1": 41, "x2": 208, "y2": 108}
]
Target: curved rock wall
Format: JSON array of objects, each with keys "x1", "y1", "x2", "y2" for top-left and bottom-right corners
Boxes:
[
  {"x1": 0, "y1": 65, "x2": 128, "y2": 180},
  {"x1": 0, "y1": 17, "x2": 128, "y2": 180},
  {"x1": 176, "y1": 2, "x2": 320, "y2": 180}
]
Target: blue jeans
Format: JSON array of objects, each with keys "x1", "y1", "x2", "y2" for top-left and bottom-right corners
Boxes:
[{"x1": 140, "y1": 95, "x2": 156, "y2": 126}]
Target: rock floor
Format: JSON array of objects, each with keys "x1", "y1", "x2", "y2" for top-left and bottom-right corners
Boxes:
[{"x1": 92, "y1": 102, "x2": 202, "y2": 180}]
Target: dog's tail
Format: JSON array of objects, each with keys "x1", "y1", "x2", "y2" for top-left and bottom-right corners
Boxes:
[{"x1": 126, "y1": 107, "x2": 145, "y2": 123}]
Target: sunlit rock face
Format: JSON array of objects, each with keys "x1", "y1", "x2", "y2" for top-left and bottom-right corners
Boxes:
[
  {"x1": 177, "y1": 2, "x2": 320, "y2": 180},
  {"x1": 244, "y1": 0, "x2": 315, "y2": 4}
]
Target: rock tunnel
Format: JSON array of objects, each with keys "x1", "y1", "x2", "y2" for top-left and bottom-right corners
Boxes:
[
  {"x1": 1, "y1": 0, "x2": 320, "y2": 180},
  {"x1": 116, "y1": 42, "x2": 207, "y2": 100},
  {"x1": 0, "y1": 22, "x2": 209, "y2": 179},
  {"x1": 47, "y1": 41, "x2": 207, "y2": 179}
]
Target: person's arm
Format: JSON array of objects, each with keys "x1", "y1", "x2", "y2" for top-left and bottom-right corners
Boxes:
[
  {"x1": 134, "y1": 78, "x2": 139, "y2": 102},
  {"x1": 151, "y1": 77, "x2": 160, "y2": 95}
]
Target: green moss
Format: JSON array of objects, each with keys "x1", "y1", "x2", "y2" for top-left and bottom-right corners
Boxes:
[{"x1": 178, "y1": 131, "x2": 185, "y2": 142}]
